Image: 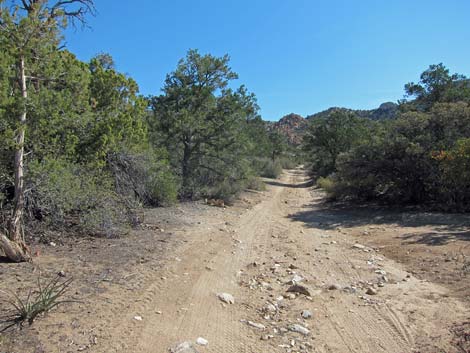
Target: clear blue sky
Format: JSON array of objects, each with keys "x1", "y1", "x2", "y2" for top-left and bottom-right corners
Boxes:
[{"x1": 65, "y1": 0, "x2": 470, "y2": 121}]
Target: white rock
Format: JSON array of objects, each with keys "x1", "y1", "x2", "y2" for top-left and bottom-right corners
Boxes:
[
  {"x1": 217, "y1": 292, "x2": 235, "y2": 304},
  {"x1": 196, "y1": 337, "x2": 208, "y2": 346},
  {"x1": 133, "y1": 315, "x2": 143, "y2": 321},
  {"x1": 170, "y1": 342, "x2": 199, "y2": 353},
  {"x1": 289, "y1": 324, "x2": 310, "y2": 336},
  {"x1": 247, "y1": 321, "x2": 266, "y2": 330},
  {"x1": 353, "y1": 243, "x2": 365, "y2": 250},
  {"x1": 264, "y1": 303, "x2": 277, "y2": 313},
  {"x1": 288, "y1": 274, "x2": 304, "y2": 285}
]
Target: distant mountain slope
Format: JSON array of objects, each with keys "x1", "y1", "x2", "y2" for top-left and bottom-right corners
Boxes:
[
  {"x1": 269, "y1": 102, "x2": 398, "y2": 145},
  {"x1": 267, "y1": 113, "x2": 308, "y2": 145},
  {"x1": 306, "y1": 102, "x2": 398, "y2": 121}
]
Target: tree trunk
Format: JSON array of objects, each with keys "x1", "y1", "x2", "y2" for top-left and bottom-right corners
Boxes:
[
  {"x1": 0, "y1": 233, "x2": 29, "y2": 262},
  {"x1": 181, "y1": 139, "x2": 192, "y2": 198},
  {"x1": 0, "y1": 55, "x2": 30, "y2": 262}
]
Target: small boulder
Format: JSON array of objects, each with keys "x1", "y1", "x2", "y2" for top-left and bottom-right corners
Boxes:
[
  {"x1": 170, "y1": 342, "x2": 199, "y2": 353},
  {"x1": 217, "y1": 293, "x2": 235, "y2": 304},
  {"x1": 353, "y1": 243, "x2": 365, "y2": 250},
  {"x1": 287, "y1": 284, "x2": 311, "y2": 296},
  {"x1": 247, "y1": 321, "x2": 266, "y2": 330},
  {"x1": 196, "y1": 337, "x2": 208, "y2": 346},
  {"x1": 289, "y1": 324, "x2": 310, "y2": 336},
  {"x1": 301, "y1": 310, "x2": 312, "y2": 319},
  {"x1": 287, "y1": 274, "x2": 304, "y2": 285}
]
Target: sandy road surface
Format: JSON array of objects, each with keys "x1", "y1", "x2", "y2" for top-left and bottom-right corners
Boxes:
[{"x1": 95, "y1": 169, "x2": 468, "y2": 353}]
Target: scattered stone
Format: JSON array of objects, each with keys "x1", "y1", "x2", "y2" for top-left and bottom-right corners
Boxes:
[
  {"x1": 366, "y1": 287, "x2": 378, "y2": 295},
  {"x1": 263, "y1": 303, "x2": 277, "y2": 313},
  {"x1": 289, "y1": 324, "x2": 310, "y2": 336},
  {"x1": 301, "y1": 310, "x2": 312, "y2": 319},
  {"x1": 260, "y1": 334, "x2": 273, "y2": 341},
  {"x1": 342, "y1": 286, "x2": 357, "y2": 294},
  {"x1": 196, "y1": 337, "x2": 208, "y2": 346},
  {"x1": 328, "y1": 284, "x2": 341, "y2": 290},
  {"x1": 57, "y1": 270, "x2": 66, "y2": 277},
  {"x1": 287, "y1": 284, "x2": 311, "y2": 296},
  {"x1": 247, "y1": 321, "x2": 266, "y2": 330},
  {"x1": 217, "y1": 293, "x2": 235, "y2": 304},
  {"x1": 285, "y1": 293, "x2": 297, "y2": 299},
  {"x1": 49, "y1": 242, "x2": 56, "y2": 247},
  {"x1": 170, "y1": 342, "x2": 199, "y2": 353},
  {"x1": 287, "y1": 274, "x2": 304, "y2": 285}
]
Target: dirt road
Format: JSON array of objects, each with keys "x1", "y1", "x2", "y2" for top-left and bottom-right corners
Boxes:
[
  {"x1": 99, "y1": 169, "x2": 468, "y2": 352},
  {"x1": 1, "y1": 168, "x2": 468, "y2": 353}
]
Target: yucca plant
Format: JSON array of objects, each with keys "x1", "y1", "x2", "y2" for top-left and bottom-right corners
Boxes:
[{"x1": 1, "y1": 274, "x2": 74, "y2": 330}]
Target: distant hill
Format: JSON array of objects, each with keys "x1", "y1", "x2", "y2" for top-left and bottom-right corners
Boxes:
[
  {"x1": 306, "y1": 102, "x2": 398, "y2": 121},
  {"x1": 269, "y1": 102, "x2": 398, "y2": 145},
  {"x1": 267, "y1": 113, "x2": 308, "y2": 145}
]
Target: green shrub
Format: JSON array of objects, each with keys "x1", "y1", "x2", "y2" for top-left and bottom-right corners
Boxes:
[
  {"x1": 279, "y1": 157, "x2": 297, "y2": 169},
  {"x1": 316, "y1": 176, "x2": 338, "y2": 197},
  {"x1": 204, "y1": 178, "x2": 244, "y2": 203},
  {"x1": 26, "y1": 157, "x2": 136, "y2": 237},
  {"x1": 432, "y1": 138, "x2": 470, "y2": 210},
  {"x1": 146, "y1": 167, "x2": 178, "y2": 206},
  {"x1": 252, "y1": 158, "x2": 282, "y2": 179},
  {"x1": 245, "y1": 176, "x2": 266, "y2": 191},
  {"x1": 108, "y1": 148, "x2": 178, "y2": 206}
]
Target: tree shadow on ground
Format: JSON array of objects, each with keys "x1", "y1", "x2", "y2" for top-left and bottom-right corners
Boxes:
[
  {"x1": 288, "y1": 200, "x2": 470, "y2": 245},
  {"x1": 265, "y1": 180, "x2": 314, "y2": 189},
  {"x1": 400, "y1": 230, "x2": 470, "y2": 246}
]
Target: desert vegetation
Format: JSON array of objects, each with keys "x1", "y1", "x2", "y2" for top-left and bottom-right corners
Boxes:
[
  {"x1": 304, "y1": 63, "x2": 470, "y2": 211},
  {"x1": 0, "y1": 0, "x2": 292, "y2": 262}
]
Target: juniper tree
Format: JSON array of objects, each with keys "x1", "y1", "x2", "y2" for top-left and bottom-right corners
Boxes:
[{"x1": 0, "y1": 0, "x2": 94, "y2": 262}]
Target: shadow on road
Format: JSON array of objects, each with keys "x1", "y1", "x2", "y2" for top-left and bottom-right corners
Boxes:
[
  {"x1": 265, "y1": 180, "x2": 314, "y2": 189},
  {"x1": 288, "y1": 201, "x2": 470, "y2": 246},
  {"x1": 400, "y1": 230, "x2": 470, "y2": 246}
]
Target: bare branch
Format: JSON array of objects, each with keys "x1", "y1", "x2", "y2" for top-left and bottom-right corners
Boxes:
[{"x1": 49, "y1": 0, "x2": 95, "y2": 25}]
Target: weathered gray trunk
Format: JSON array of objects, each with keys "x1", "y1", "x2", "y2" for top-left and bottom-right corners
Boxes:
[
  {"x1": 1, "y1": 55, "x2": 30, "y2": 262},
  {"x1": 9, "y1": 56, "x2": 27, "y2": 240}
]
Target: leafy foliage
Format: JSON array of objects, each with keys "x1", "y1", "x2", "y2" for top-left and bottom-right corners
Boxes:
[
  {"x1": 0, "y1": 17, "x2": 281, "y2": 241},
  {"x1": 303, "y1": 111, "x2": 370, "y2": 176},
  {"x1": 307, "y1": 64, "x2": 470, "y2": 211},
  {"x1": 149, "y1": 49, "x2": 278, "y2": 199}
]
